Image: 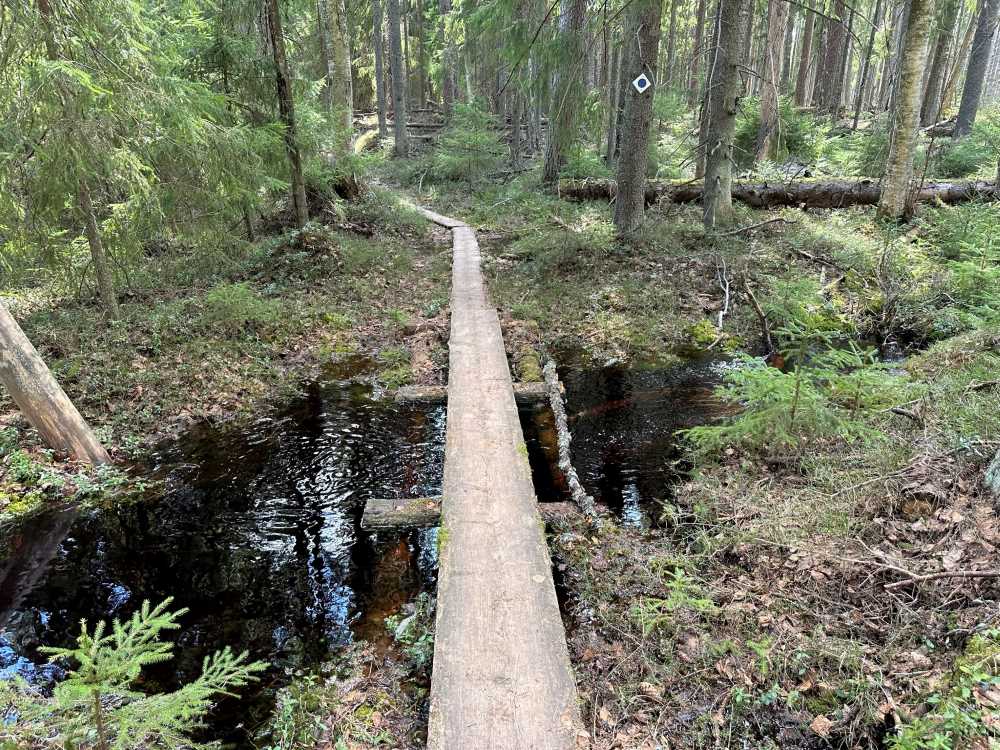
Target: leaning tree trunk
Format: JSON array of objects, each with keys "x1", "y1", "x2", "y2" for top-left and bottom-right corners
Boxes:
[
  {"x1": 373, "y1": 0, "x2": 389, "y2": 137},
  {"x1": 542, "y1": 0, "x2": 587, "y2": 184},
  {"x1": 703, "y1": 0, "x2": 745, "y2": 228},
  {"x1": 267, "y1": 0, "x2": 309, "y2": 229},
  {"x1": 78, "y1": 180, "x2": 119, "y2": 320},
  {"x1": 0, "y1": 304, "x2": 110, "y2": 464},
  {"x1": 954, "y1": 0, "x2": 1000, "y2": 136},
  {"x1": 387, "y1": 0, "x2": 409, "y2": 155},
  {"x1": 756, "y1": 0, "x2": 790, "y2": 159},
  {"x1": 794, "y1": 2, "x2": 816, "y2": 106},
  {"x1": 613, "y1": 0, "x2": 663, "y2": 234},
  {"x1": 879, "y1": 0, "x2": 934, "y2": 219},
  {"x1": 921, "y1": 0, "x2": 960, "y2": 125}
]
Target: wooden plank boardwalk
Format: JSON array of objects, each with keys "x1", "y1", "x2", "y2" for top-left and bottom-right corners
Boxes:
[{"x1": 413, "y1": 206, "x2": 585, "y2": 750}]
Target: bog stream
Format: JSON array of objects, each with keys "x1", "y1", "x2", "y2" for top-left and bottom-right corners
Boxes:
[{"x1": 0, "y1": 350, "x2": 727, "y2": 746}]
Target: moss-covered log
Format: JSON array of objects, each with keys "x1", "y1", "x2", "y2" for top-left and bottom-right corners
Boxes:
[{"x1": 557, "y1": 178, "x2": 1000, "y2": 209}]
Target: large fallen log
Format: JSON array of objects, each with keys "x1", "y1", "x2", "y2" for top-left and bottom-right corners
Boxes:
[{"x1": 557, "y1": 177, "x2": 1000, "y2": 210}]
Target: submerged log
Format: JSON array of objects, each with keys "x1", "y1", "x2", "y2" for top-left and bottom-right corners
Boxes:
[
  {"x1": 557, "y1": 177, "x2": 1000, "y2": 210},
  {"x1": 362, "y1": 496, "x2": 582, "y2": 530},
  {"x1": 0, "y1": 303, "x2": 110, "y2": 464},
  {"x1": 393, "y1": 381, "x2": 550, "y2": 405}
]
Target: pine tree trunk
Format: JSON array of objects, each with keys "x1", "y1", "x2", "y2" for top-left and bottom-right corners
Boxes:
[
  {"x1": 330, "y1": 0, "x2": 353, "y2": 149},
  {"x1": 794, "y1": 3, "x2": 816, "y2": 106},
  {"x1": 415, "y1": 0, "x2": 427, "y2": 104},
  {"x1": 921, "y1": 0, "x2": 960, "y2": 125},
  {"x1": 879, "y1": 0, "x2": 934, "y2": 218},
  {"x1": 613, "y1": 0, "x2": 663, "y2": 233},
  {"x1": 318, "y1": 0, "x2": 336, "y2": 112},
  {"x1": 387, "y1": 0, "x2": 409, "y2": 155},
  {"x1": 780, "y1": 3, "x2": 797, "y2": 89},
  {"x1": 439, "y1": 0, "x2": 457, "y2": 114},
  {"x1": 605, "y1": 44, "x2": 621, "y2": 164},
  {"x1": 941, "y1": 11, "x2": 978, "y2": 114},
  {"x1": 542, "y1": 0, "x2": 587, "y2": 183},
  {"x1": 954, "y1": 0, "x2": 1000, "y2": 136},
  {"x1": 689, "y1": 0, "x2": 708, "y2": 106},
  {"x1": 373, "y1": 0, "x2": 389, "y2": 137},
  {"x1": 666, "y1": 0, "x2": 679, "y2": 86},
  {"x1": 821, "y1": 0, "x2": 848, "y2": 115},
  {"x1": 853, "y1": 0, "x2": 885, "y2": 128},
  {"x1": 78, "y1": 179, "x2": 119, "y2": 320},
  {"x1": 0, "y1": 302, "x2": 111, "y2": 464},
  {"x1": 703, "y1": 0, "x2": 745, "y2": 228},
  {"x1": 511, "y1": 88, "x2": 524, "y2": 167},
  {"x1": 756, "y1": 0, "x2": 790, "y2": 159},
  {"x1": 267, "y1": 0, "x2": 309, "y2": 229}
]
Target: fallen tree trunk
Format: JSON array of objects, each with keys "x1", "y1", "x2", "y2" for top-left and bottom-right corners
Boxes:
[
  {"x1": 0, "y1": 303, "x2": 110, "y2": 464},
  {"x1": 557, "y1": 177, "x2": 1000, "y2": 210}
]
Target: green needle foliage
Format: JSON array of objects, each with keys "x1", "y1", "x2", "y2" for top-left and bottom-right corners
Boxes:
[{"x1": 0, "y1": 598, "x2": 267, "y2": 750}]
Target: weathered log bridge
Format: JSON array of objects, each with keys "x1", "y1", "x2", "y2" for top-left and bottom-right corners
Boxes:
[
  {"x1": 558, "y1": 177, "x2": 1000, "y2": 210},
  {"x1": 400, "y1": 206, "x2": 586, "y2": 749}
]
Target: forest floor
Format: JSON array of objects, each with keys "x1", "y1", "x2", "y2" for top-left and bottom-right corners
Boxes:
[{"x1": 2, "y1": 148, "x2": 1000, "y2": 748}]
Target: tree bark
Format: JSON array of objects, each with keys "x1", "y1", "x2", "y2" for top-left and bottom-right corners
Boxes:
[
  {"x1": 794, "y1": 3, "x2": 816, "y2": 106},
  {"x1": 703, "y1": 0, "x2": 745, "y2": 228},
  {"x1": 921, "y1": 0, "x2": 960, "y2": 125},
  {"x1": 0, "y1": 303, "x2": 110, "y2": 464},
  {"x1": 558, "y1": 176, "x2": 1000, "y2": 208},
  {"x1": 373, "y1": 0, "x2": 389, "y2": 137},
  {"x1": 954, "y1": 0, "x2": 1000, "y2": 136},
  {"x1": 853, "y1": 0, "x2": 885, "y2": 129},
  {"x1": 78, "y1": 180, "x2": 119, "y2": 320},
  {"x1": 542, "y1": 0, "x2": 587, "y2": 183},
  {"x1": 605, "y1": 44, "x2": 622, "y2": 164},
  {"x1": 781, "y1": 2, "x2": 797, "y2": 89},
  {"x1": 941, "y1": 10, "x2": 978, "y2": 115},
  {"x1": 689, "y1": 0, "x2": 708, "y2": 106},
  {"x1": 878, "y1": 0, "x2": 935, "y2": 218},
  {"x1": 329, "y1": 0, "x2": 353, "y2": 149},
  {"x1": 756, "y1": 0, "x2": 790, "y2": 159},
  {"x1": 387, "y1": 0, "x2": 410, "y2": 155},
  {"x1": 267, "y1": 0, "x2": 310, "y2": 229},
  {"x1": 439, "y1": 0, "x2": 457, "y2": 115},
  {"x1": 820, "y1": 0, "x2": 848, "y2": 115},
  {"x1": 665, "y1": 0, "x2": 679, "y2": 86},
  {"x1": 613, "y1": 0, "x2": 663, "y2": 233}
]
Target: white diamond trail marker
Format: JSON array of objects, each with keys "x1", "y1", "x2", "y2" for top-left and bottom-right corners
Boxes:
[{"x1": 632, "y1": 74, "x2": 653, "y2": 94}]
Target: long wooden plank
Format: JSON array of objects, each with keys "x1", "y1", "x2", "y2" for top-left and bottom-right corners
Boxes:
[{"x1": 416, "y1": 207, "x2": 585, "y2": 749}]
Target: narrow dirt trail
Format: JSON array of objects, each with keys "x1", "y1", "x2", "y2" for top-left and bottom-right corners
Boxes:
[{"x1": 413, "y1": 206, "x2": 585, "y2": 750}]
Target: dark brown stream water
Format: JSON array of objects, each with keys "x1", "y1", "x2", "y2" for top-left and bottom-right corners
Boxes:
[{"x1": 0, "y1": 352, "x2": 726, "y2": 745}]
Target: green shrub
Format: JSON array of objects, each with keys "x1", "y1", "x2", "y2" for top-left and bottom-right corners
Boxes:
[
  {"x1": 198, "y1": 282, "x2": 280, "y2": 335},
  {"x1": 560, "y1": 147, "x2": 614, "y2": 180},
  {"x1": 843, "y1": 127, "x2": 890, "y2": 177},
  {"x1": 431, "y1": 103, "x2": 505, "y2": 182},
  {"x1": 931, "y1": 136, "x2": 993, "y2": 178},
  {"x1": 733, "y1": 97, "x2": 831, "y2": 167},
  {"x1": 682, "y1": 342, "x2": 913, "y2": 458}
]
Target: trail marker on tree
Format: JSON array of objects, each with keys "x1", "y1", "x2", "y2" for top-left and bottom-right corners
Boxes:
[{"x1": 632, "y1": 73, "x2": 653, "y2": 93}]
